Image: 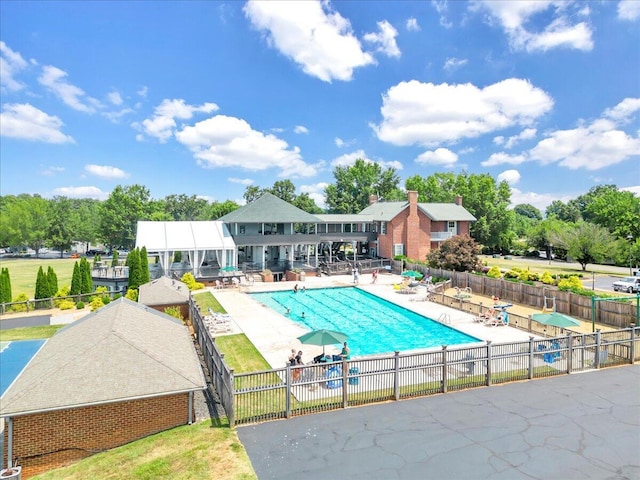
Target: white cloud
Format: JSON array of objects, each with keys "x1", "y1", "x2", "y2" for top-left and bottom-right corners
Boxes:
[
  {"x1": 102, "y1": 107, "x2": 134, "y2": 123},
  {"x1": 528, "y1": 119, "x2": 640, "y2": 170},
  {"x1": 509, "y1": 187, "x2": 567, "y2": 212},
  {"x1": 493, "y1": 136, "x2": 505, "y2": 145},
  {"x1": 300, "y1": 182, "x2": 328, "y2": 209},
  {"x1": 84, "y1": 164, "x2": 129, "y2": 179},
  {"x1": 51, "y1": 186, "x2": 108, "y2": 200},
  {"x1": 41, "y1": 166, "x2": 65, "y2": 176},
  {"x1": 618, "y1": 0, "x2": 640, "y2": 21},
  {"x1": 443, "y1": 57, "x2": 468, "y2": 71},
  {"x1": 334, "y1": 137, "x2": 356, "y2": 148},
  {"x1": 497, "y1": 169, "x2": 521, "y2": 185},
  {"x1": 373, "y1": 78, "x2": 553, "y2": 146},
  {"x1": 228, "y1": 177, "x2": 254, "y2": 185},
  {"x1": 432, "y1": 0, "x2": 452, "y2": 28},
  {"x1": 406, "y1": 17, "x2": 420, "y2": 31},
  {"x1": 363, "y1": 20, "x2": 401, "y2": 58},
  {"x1": 504, "y1": 127, "x2": 537, "y2": 148},
  {"x1": 621, "y1": 185, "x2": 640, "y2": 196},
  {"x1": 604, "y1": 97, "x2": 640, "y2": 122},
  {"x1": 329, "y1": 149, "x2": 401, "y2": 170},
  {"x1": 473, "y1": 1, "x2": 594, "y2": 52},
  {"x1": 107, "y1": 91, "x2": 123, "y2": 106},
  {"x1": 294, "y1": 125, "x2": 309, "y2": 134},
  {"x1": 137, "y1": 86, "x2": 148, "y2": 97},
  {"x1": 176, "y1": 114, "x2": 317, "y2": 177},
  {"x1": 0, "y1": 103, "x2": 74, "y2": 143},
  {"x1": 243, "y1": 0, "x2": 375, "y2": 82},
  {"x1": 482, "y1": 152, "x2": 527, "y2": 167},
  {"x1": 133, "y1": 98, "x2": 219, "y2": 143},
  {"x1": 0, "y1": 41, "x2": 29, "y2": 91},
  {"x1": 415, "y1": 148, "x2": 458, "y2": 166},
  {"x1": 38, "y1": 65, "x2": 102, "y2": 113}
]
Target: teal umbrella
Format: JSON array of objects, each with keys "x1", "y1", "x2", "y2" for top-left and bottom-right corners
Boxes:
[
  {"x1": 298, "y1": 329, "x2": 347, "y2": 355},
  {"x1": 401, "y1": 270, "x2": 423, "y2": 279},
  {"x1": 221, "y1": 266, "x2": 237, "y2": 271},
  {"x1": 532, "y1": 312, "x2": 580, "y2": 328}
]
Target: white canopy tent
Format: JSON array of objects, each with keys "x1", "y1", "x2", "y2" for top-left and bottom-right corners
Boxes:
[{"x1": 136, "y1": 221, "x2": 237, "y2": 278}]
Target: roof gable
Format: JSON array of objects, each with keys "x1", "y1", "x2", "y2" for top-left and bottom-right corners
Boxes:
[
  {"x1": 219, "y1": 193, "x2": 321, "y2": 223},
  {"x1": 0, "y1": 298, "x2": 205, "y2": 416},
  {"x1": 138, "y1": 277, "x2": 190, "y2": 305},
  {"x1": 360, "y1": 200, "x2": 476, "y2": 222}
]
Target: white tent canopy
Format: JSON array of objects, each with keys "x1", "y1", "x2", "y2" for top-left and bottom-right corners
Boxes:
[{"x1": 136, "y1": 221, "x2": 236, "y2": 278}]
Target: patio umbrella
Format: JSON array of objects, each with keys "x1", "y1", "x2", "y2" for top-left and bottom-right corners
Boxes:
[
  {"x1": 531, "y1": 312, "x2": 580, "y2": 328},
  {"x1": 401, "y1": 270, "x2": 423, "y2": 279},
  {"x1": 221, "y1": 266, "x2": 237, "y2": 271},
  {"x1": 297, "y1": 329, "x2": 348, "y2": 355}
]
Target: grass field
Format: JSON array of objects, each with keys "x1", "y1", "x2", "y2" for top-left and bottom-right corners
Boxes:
[{"x1": 0, "y1": 257, "x2": 78, "y2": 298}]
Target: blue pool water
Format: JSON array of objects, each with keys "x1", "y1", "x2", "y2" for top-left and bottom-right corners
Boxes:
[
  {"x1": 250, "y1": 287, "x2": 480, "y2": 357},
  {"x1": 0, "y1": 339, "x2": 46, "y2": 396}
]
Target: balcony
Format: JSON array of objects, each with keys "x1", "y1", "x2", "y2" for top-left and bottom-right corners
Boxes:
[{"x1": 430, "y1": 232, "x2": 454, "y2": 242}]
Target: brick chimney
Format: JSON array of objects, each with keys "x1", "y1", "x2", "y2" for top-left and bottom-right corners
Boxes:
[
  {"x1": 369, "y1": 194, "x2": 378, "y2": 205},
  {"x1": 455, "y1": 195, "x2": 462, "y2": 206},
  {"x1": 407, "y1": 191, "x2": 418, "y2": 215}
]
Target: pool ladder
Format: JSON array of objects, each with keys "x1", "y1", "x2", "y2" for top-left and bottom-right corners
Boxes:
[{"x1": 437, "y1": 313, "x2": 451, "y2": 325}]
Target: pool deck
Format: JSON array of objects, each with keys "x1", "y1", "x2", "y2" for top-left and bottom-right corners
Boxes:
[{"x1": 205, "y1": 272, "x2": 546, "y2": 370}]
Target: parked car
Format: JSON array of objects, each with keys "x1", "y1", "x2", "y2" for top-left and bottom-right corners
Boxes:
[
  {"x1": 612, "y1": 277, "x2": 640, "y2": 293},
  {"x1": 86, "y1": 249, "x2": 107, "y2": 256}
]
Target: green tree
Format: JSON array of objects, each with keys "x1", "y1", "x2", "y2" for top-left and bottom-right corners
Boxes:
[
  {"x1": 0, "y1": 194, "x2": 49, "y2": 256},
  {"x1": 79, "y1": 258, "x2": 93, "y2": 294},
  {"x1": 545, "y1": 200, "x2": 581, "y2": 222},
  {"x1": 162, "y1": 194, "x2": 210, "y2": 221},
  {"x1": 208, "y1": 200, "x2": 240, "y2": 219},
  {"x1": 70, "y1": 262, "x2": 81, "y2": 296},
  {"x1": 47, "y1": 196, "x2": 74, "y2": 257},
  {"x1": 99, "y1": 185, "x2": 153, "y2": 250},
  {"x1": 292, "y1": 193, "x2": 323, "y2": 214},
  {"x1": 0, "y1": 268, "x2": 12, "y2": 304},
  {"x1": 583, "y1": 188, "x2": 640, "y2": 239},
  {"x1": 405, "y1": 172, "x2": 457, "y2": 202},
  {"x1": 69, "y1": 198, "x2": 102, "y2": 254},
  {"x1": 140, "y1": 246, "x2": 150, "y2": 284},
  {"x1": 111, "y1": 250, "x2": 120, "y2": 267},
  {"x1": 47, "y1": 266, "x2": 58, "y2": 296},
  {"x1": 35, "y1": 266, "x2": 51, "y2": 307},
  {"x1": 551, "y1": 222, "x2": 614, "y2": 271},
  {"x1": 127, "y1": 248, "x2": 142, "y2": 290},
  {"x1": 325, "y1": 159, "x2": 402, "y2": 213},
  {"x1": 513, "y1": 204, "x2": 542, "y2": 221},
  {"x1": 427, "y1": 235, "x2": 483, "y2": 272},
  {"x1": 243, "y1": 186, "x2": 265, "y2": 204},
  {"x1": 269, "y1": 180, "x2": 296, "y2": 203},
  {"x1": 526, "y1": 217, "x2": 568, "y2": 260}
]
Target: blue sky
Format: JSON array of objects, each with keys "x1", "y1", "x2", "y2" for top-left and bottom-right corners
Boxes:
[{"x1": 1, "y1": 0, "x2": 639, "y2": 212}]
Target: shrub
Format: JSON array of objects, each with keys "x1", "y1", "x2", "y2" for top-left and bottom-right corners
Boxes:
[
  {"x1": 125, "y1": 288, "x2": 138, "y2": 302},
  {"x1": 503, "y1": 269, "x2": 521, "y2": 279},
  {"x1": 58, "y1": 299, "x2": 75, "y2": 310},
  {"x1": 528, "y1": 272, "x2": 541, "y2": 282},
  {"x1": 76, "y1": 301, "x2": 85, "y2": 309},
  {"x1": 557, "y1": 276, "x2": 583, "y2": 291},
  {"x1": 518, "y1": 270, "x2": 530, "y2": 282},
  {"x1": 11, "y1": 293, "x2": 29, "y2": 312},
  {"x1": 486, "y1": 266, "x2": 502, "y2": 279},
  {"x1": 181, "y1": 272, "x2": 204, "y2": 290},
  {"x1": 164, "y1": 305, "x2": 184, "y2": 321},
  {"x1": 541, "y1": 271, "x2": 556, "y2": 285},
  {"x1": 102, "y1": 295, "x2": 111, "y2": 305},
  {"x1": 90, "y1": 297, "x2": 105, "y2": 311}
]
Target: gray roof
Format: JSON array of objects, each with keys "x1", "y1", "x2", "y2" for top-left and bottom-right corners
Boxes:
[
  {"x1": 219, "y1": 193, "x2": 322, "y2": 223},
  {"x1": 138, "y1": 277, "x2": 190, "y2": 306},
  {"x1": 0, "y1": 298, "x2": 206, "y2": 417},
  {"x1": 359, "y1": 201, "x2": 476, "y2": 222}
]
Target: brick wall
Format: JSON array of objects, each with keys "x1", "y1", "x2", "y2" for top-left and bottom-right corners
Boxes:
[{"x1": 3, "y1": 392, "x2": 192, "y2": 478}]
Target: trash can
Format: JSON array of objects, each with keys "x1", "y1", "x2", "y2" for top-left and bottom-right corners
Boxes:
[
  {"x1": 326, "y1": 366, "x2": 342, "y2": 389},
  {"x1": 348, "y1": 367, "x2": 359, "y2": 385}
]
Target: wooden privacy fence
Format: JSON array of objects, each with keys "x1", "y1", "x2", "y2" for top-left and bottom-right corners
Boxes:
[
  {"x1": 189, "y1": 298, "x2": 638, "y2": 428},
  {"x1": 402, "y1": 262, "x2": 639, "y2": 329}
]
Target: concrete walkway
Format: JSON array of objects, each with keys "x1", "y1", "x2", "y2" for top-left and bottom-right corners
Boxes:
[{"x1": 238, "y1": 365, "x2": 640, "y2": 480}]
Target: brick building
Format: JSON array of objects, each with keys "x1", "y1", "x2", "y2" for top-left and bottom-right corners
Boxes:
[{"x1": 0, "y1": 298, "x2": 205, "y2": 478}]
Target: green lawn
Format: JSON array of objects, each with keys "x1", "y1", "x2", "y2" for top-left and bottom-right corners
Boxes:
[
  {"x1": 0, "y1": 257, "x2": 77, "y2": 298},
  {"x1": 0, "y1": 324, "x2": 65, "y2": 341}
]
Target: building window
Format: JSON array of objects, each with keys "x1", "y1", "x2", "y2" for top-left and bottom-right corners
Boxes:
[
  {"x1": 380, "y1": 222, "x2": 387, "y2": 235},
  {"x1": 239, "y1": 225, "x2": 246, "y2": 234},
  {"x1": 393, "y1": 244, "x2": 404, "y2": 256}
]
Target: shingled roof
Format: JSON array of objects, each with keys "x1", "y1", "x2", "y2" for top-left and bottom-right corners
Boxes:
[
  {"x1": 359, "y1": 201, "x2": 476, "y2": 222},
  {"x1": 138, "y1": 277, "x2": 190, "y2": 306},
  {"x1": 0, "y1": 298, "x2": 205, "y2": 417},
  {"x1": 219, "y1": 192, "x2": 322, "y2": 223}
]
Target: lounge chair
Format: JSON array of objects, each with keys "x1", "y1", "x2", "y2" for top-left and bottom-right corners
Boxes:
[
  {"x1": 485, "y1": 312, "x2": 509, "y2": 327},
  {"x1": 475, "y1": 308, "x2": 496, "y2": 323}
]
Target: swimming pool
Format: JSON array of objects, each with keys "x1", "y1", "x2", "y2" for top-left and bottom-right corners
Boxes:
[
  {"x1": 0, "y1": 339, "x2": 46, "y2": 396},
  {"x1": 250, "y1": 287, "x2": 480, "y2": 357}
]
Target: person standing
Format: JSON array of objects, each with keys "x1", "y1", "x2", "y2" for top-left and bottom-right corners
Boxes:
[{"x1": 340, "y1": 342, "x2": 350, "y2": 360}]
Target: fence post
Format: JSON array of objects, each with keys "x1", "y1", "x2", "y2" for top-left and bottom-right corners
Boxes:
[
  {"x1": 342, "y1": 358, "x2": 348, "y2": 408},
  {"x1": 394, "y1": 351, "x2": 400, "y2": 400},
  {"x1": 441, "y1": 346, "x2": 448, "y2": 393},
  {"x1": 228, "y1": 369, "x2": 235, "y2": 428},
  {"x1": 528, "y1": 336, "x2": 534, "y2": 379},
  {"x1": 285, "y1": 365, "x2": 292, "y2": 418},
  {"x1": 486, "y1": 341, "x2": 493, "y2": 386},
  {"x1": 594, "y1": 329, "x2": 601, "y2": 369},
  {"x1": 630, "y1": 323, "x2": 636, "y2": 365},
  {"x1": 566, "y1": 333, "x2": 572, "y2": 374}
]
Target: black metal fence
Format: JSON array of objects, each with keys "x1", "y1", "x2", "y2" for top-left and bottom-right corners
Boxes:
[{"x1": 189, "y1": 297, "x2": 638, "y2": 428}]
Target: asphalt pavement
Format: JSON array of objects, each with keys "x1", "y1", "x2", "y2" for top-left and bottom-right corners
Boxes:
[{"x1": 238, "y1": 365, "x2": 640, "y2": 480}]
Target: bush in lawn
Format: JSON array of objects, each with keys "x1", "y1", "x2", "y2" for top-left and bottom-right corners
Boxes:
[
  {"x1": 70, "y1": 261, "x2": 81, "y2": 296},
  {"x1": 58, "y1": 299, "x2": 75, "y2": 310},
  {"x1": 53, "y1": 286, "x2": 71, "y2": 307},
  {"x1": 503, "y1": 269, "x2": 521, "y2": 280},
  {"x1": 101, "y1": 295, "x2": 111, "y2": 305},
  {"x1": 90, "y1": 296, "x2": 105, "y2": 311},
  {"x1": 541, "y1": 271, "x2": 556, "y2": 285},
  {"x1": 11, "y1": 293, "x2": 29, "y2": 312},
  {"x1": 111, "y1": 250, "x2": 119, "y2": 268},
  {"x1": 558, "y1": 276, "x2": 583, "y2": 291},
  {"x1": 47, "y1": 266, "x2": 58, "y2": 297},
  {"x1": 140, "y1": 246, "x2": 150, "y2": 284},
  {"x1": 486, "y1": 266, "x2": 502, "y2": 279},
  {"x1": 75, "y1": 300, "x2": 85, "y2": 309},
  {"x1": 181, "y1": 272, "x2": 204, "y2": 290},
  {"x1": 0, "y1": 267, "x2": 12, "y2": 304}
]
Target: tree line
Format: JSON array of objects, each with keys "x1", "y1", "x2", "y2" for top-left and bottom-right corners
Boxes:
[{"x1": 0, "y1": 159, "x2": 638, "y2": 270}]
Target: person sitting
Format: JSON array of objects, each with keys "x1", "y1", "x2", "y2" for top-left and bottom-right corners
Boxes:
[
  {"x1": 295, "y1": 350, "x2": 303, "y2": 365},
  {"x1": 288, "y1": 348, "x2": 297, "y2": 366},
  {"x1": 476, "y1": 308, "x2": 497, "y2": 323},
  {"x1": 340, "y1": 341, "x2": 351, "y2": 360}
]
